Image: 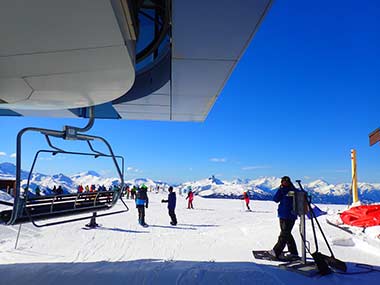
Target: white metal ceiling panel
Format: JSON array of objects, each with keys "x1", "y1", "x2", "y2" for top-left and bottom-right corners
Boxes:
[
  {"x1": 0, "y1": 0, "x2": 135, "y2": 111},
  {"x1": 172, "y1": 113, "x2": 205, "y2": 122},
  {"x1": 0, "y1": 78, "x2": 32, "y2": 104},
  {"x1": 171, "y1": 59, "x2": 235, "y2": 97},
  {"x1": 172, "y1": 95, "x2": 212, "y2": 114},
  {"x1": 116, "y1": 111, "x2": 171, "y2": 121},
  {"x1": 114, "y1": 104, "x2": 170, "y2": 114},
  {"x1": 0, "y1": 46, "x2": 134, "y2": 78},
  {"x1": 122, "y1": 94, "x2": 170, "y2": 106},
  {"x1": 0, "y1": 0, "x2": 123, "y2": 56},
  {"x1": 12, "y1": 109, "x2": 78, "y2": 118}
]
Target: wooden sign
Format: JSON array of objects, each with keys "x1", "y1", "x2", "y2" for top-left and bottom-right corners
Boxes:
[{"x1": 369, "y1": 128, "x2": 380, "y2": 146}]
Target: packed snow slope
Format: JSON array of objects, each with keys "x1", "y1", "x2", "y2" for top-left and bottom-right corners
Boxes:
[{"x1": 0, "y1": 193, "x2": 379, "y2": 285}]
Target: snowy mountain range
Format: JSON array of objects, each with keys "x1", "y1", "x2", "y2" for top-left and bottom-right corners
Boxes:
[{"x1": 0, "y1": 162, "x2": 379, "y2": 204}]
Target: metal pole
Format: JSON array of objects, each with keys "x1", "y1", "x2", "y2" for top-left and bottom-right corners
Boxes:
[
  {"x1": 15, "y1": 224, "x2": 22, "y2": 249},
  {"x1": 85, "y1": 212, "x2": 99, "y2": 228},
  {"x1": 295, "y1": 181, "x2": 308, "y2": 265},
  {"x1": 300, "y1": 212, "x2": 306, "y2": 264}
]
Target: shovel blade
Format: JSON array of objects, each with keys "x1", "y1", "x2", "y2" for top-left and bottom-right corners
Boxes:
[
  {"x1": 325, "y1": 255, "x2": 347, "y2": 272},
  {"x1": 311, "y1": 252, "x2": 331, "y2": 275}
]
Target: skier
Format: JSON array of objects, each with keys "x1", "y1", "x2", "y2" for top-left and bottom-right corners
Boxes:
[
  {"x1": 186, "y1": 186, "x2": 194, "y2": 209},
  {"x1": 35, "y1": 186, "x2": 41, "y2": 196},
  {"x1": 57, "y1": 185, "x2": 63, "y2": 194},
  {"x1": 77, "y1": 184, "x2": 84, "y2": 193},
  {"x1": 56, "y1": 185, "x2": 63, "y2": 200},
  {"x1": 131, "y1": 185, "x2": 137, "y2": 199},
  {"x1": 125, "y1": 185, "x2": 130, "y2": 199},
  {"x1": 269, "y1": 176, "x2": 299, "y2": 259},
  {"x1": 135, "y1": 184, "x2": 149, "y2": 226},
  {"x1": 161, "y1": 186, "x2": 177, "y2": 225},
  {"x1": 243, "y1": 191, "x2": 251, "y2": 211}
]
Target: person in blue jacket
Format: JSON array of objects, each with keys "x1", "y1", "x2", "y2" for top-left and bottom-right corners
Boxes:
[
  {"x1": 162, "y1": 186, "x2": 177, "y2": 225},
  {"x1": 135, "y1": 184, "x2": 149, "y2": 226},
  {"x1": 269, "y1": 176, "x2": 299, "y2": 259}
]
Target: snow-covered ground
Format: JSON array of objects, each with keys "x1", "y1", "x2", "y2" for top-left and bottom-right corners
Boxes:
[{"x1": 0, "y1": 193, "x2": 379, "y2": 285}]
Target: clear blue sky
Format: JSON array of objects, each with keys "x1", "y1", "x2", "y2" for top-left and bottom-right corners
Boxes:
[{"x1": 1, "y1": 0, "x2": 380, "y2": 184}]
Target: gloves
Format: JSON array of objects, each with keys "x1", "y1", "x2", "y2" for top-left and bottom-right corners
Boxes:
[
  {"x1": 146, "y1": 204, "x2": 148, "y2": 208},
  {"x1": 161, "y1": 199, "x2": 165, "y2": 203}
]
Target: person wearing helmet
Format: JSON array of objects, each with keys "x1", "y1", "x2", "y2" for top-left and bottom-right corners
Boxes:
[
  {"x1": 135, "y1": 184, "x2": 149, "y2": 226},
  {"x1": 161, "y1": 186, "x2": 177, "y2": 225},
  {"x1": 186, "y1": 186, "x2": 194, "y2": 209}
]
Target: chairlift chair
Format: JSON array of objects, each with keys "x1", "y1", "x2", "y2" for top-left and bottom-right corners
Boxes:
[{"x1": 0, "y1": 107, "x2": 129, "y2": 227}]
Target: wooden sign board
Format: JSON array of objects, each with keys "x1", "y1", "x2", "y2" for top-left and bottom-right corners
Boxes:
[{"x1": 369, "y1": 128, "x2": 380, "y2": 146}]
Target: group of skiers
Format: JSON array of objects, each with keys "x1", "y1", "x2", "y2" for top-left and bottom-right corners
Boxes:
[
  {"x1": 51, "y1": 185, "x2": 64, "y2": 195},
  {"x1": 28, "y1": 174, "x2": 299, "y2": 260},
  {"x1": 132, "y1": 185, "x2": 197, "y2": 227},
  {"x1": 77, "y1": 184, "x2": 114, "y2": 193},
  {"x1": 131, "y1": 184, "x2": 254, "y2": 228},
  {"x1": 30, "y1": 185, "x2": 63, "y2": 197},
  {"x1": 124, "y1": 185, "x2": 174, "y2": 200},
  {"x1": 124, "y1": 185, "x2": 137, "y2": 199}
]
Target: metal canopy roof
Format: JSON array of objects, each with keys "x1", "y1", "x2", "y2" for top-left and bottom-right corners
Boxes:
[
  {"x1": 1, "y1": 0, "x2": 273, "y2": 122},
  {"x1": 113, "y1": 0, "x2": 273, "y2": 122}
]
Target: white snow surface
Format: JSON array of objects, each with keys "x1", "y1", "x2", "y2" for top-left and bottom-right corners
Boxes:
[
  {"x1": 2, "y1": 162, "x2": 380, "y2": 203},
  {"x1": 0, "y1": 194, "x2": 379, "y2": 285}
]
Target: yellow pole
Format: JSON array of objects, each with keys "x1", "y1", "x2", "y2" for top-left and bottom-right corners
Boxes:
[{"x1": 351, "y1": 149, "x2": 359, "y2": 204}]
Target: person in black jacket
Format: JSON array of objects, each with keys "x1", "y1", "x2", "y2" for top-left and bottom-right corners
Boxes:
[
  {"x1": 162, "y1": 186, "x2": 177, "y2": 225},
  {"x1": 135, "y1": 184, "x2": 149, "y2": 226},
  {"x1": 269, "y1": 176, "x2": 299, "y2": 259}
]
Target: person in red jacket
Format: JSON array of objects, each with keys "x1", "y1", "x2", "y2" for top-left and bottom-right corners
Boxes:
[
  {"x1": 186, "y1": 187, "x2": 194, "y2": 209},
  {"x1": 243, "y1": 191, "x2": 251, "y2": 211}
]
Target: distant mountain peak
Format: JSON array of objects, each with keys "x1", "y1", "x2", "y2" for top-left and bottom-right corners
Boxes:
[
  {"x1": 209, "y1": 175, "x2": 224, "y2": 185},
  {"x1": 0, "y1": 162, "x2": 16, "y2": 173},
  {"x1": 0, "y1": 162, "x2": 30, "y2": 179},
  {"x1": 134, "y1": 178, "x2": 148, "y2": 184},
  {"x1": 83, "y1": 170, "x2": 100, "y2": 177},
  {"x1": 308, "y1": 179, "x2": 329, "y2": 187}
]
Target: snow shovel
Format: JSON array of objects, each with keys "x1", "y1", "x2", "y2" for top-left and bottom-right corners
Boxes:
[
  {"x1": 297, "y1": 181, "x2": 347, "y2": 273},
  {"x1": 308, "y1": 199, "x2": 347, "y2": 272},
  {"x1": 311, "y1": 251, "x2": 331, "y2": 275},
  {"x1": 307, "y1": 205, "x2": 332, "y2": 275}
]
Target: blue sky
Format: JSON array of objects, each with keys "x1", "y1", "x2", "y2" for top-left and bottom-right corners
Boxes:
[{"x1": 1, "y1": 0, "x2": 380, "y2": 184}]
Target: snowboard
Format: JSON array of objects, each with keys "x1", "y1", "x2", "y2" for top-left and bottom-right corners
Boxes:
[{"x1": 252, "y1": 250, "x2": 300, "y2": 262}]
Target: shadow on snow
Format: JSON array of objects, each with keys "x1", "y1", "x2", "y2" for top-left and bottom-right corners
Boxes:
[
  {"x1": 97, "y1": 227, "x2": 149, "y2": 234},
  {"x1": 148, "y1": 225, "x2": 197, "y2": 230},
  {"x1": 0, "y1": 259, "x2": 378, "y2": 285}
]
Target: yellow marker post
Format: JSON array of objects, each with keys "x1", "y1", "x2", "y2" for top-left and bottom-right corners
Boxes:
[{"x1": 351, "y1": 149, "x2": 359, "y2": 204}]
